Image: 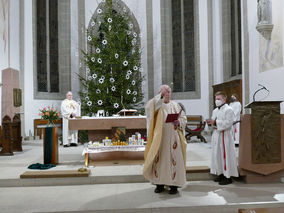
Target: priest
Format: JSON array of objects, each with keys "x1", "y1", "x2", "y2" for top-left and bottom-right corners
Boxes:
[
  {"x1": 61, "y1": 91, "x2": 80, "y2": 147},
  {"x1": 207, "y1": 91, "x2": 239, "y2": 185},
  {"x1": 143, "y1": 85, "x2": 187, "y2": 194}
]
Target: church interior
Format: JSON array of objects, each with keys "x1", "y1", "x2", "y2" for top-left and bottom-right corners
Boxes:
[{"x1": 1, "y1": 0, "x2": 284, "y2": 212}]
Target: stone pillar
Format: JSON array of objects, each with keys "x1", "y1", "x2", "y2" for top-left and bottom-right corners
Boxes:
[{"x1": 1, "y1": 68, "x2": 20, "y2": 120}]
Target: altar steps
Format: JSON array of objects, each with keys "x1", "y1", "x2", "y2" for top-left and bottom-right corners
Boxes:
[
  {"x1": 0, "y1": 166, "x2": 213, "y2": 187},
  {"x1": 41, "y1": 205, "x2": 284, "y2": 213}
]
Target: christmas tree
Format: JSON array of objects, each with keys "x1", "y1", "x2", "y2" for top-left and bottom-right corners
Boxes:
[{"x1": 79, "y1": 0, "x2": 144, "y2": 116}]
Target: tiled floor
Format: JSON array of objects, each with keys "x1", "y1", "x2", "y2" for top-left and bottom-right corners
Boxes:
[{"x1": 1, "y1": 137, "x2": 284, "y2": 213}]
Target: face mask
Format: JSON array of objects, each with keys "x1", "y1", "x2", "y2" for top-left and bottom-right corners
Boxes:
[{"x1": 215, "y1": 100, "x2": 223, "y2": 107}]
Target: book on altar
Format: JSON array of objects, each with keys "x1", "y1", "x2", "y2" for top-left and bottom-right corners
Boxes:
[{"x1": 165, "y1": 109, "x2": 183, "y2": 123}]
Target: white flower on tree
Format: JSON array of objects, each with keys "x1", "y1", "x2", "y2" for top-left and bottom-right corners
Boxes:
[
  {"x1": 98, "y1": 100, "x2": 103, "y2": 105},
  {"x1": 109, "y1": 25, "x2": 111, "y2": 31},
  {"x1": 111, "y1": 86, "x2": 116, "y2": 91},
  {"x1": 133, "y1": 91, "x2": 137, "y2": 95},
  {"x1": 129, "y1": 23, "x2": 133, "y2": 29},
  {"x1": 96, "y1": 89, "x2": 101, "y2": 94},
  {"x1": 131, "y1": 80, "x2": 136, "y2": 85},
  {"x1": 96, "y1": 48, "x2": 101, "y2": 53},
  {"x1": 127, "y1": 70, "x2": 132, "y2": 75},
  {"x1": 133, "y1": 66, "x2": 138, "y2": 71},
  {"x1": 101, "y1": 75, "x2": 105, "y2": 80},
  {"x1": 88, "y1": 36, "x2": 92, "y2": 41},
  {"x1": 114, "y1": 103, "x2": 119, "y2": 108},
  {"x1": 86, "y1": 67, "x2": 90, "y2": 73},
  {"x1": 133, "y1": 97, "x2": 136, "y2": 102},
  {"x1": 97, "y1": 8, "x2": 102, "y2": 14},
  {"x1": 91, "y1": 57, "x2": 95, "y2": 62},
  {"x1": 123, "y1": 60, "x2": 128, "y2": 66},
  {"x1": 107, "y1": 18, "x2": 112, "y2": 23},
  {"x1": 126, "y1": 74, "x2": 130, "y2": 80},
  {"x1": 92, "y1": 73, "x2": 97, "y2": 79},
  {"x1": 99, "y1": 78, "x2": 104, "y2": 84},
  {"x1": 91, "y1": 21, "x2": 95, "y2": 27},
  {"x1": 97, "y1": 58, "x2": 102, "y2": 64},
  {"x1": 87, "y1": 101, "x2": 92, "y2": 106},
  {"x1": 110, "y1": 78, "x2": 115, "y2": 83},
  {"x1": 126, "y1": 89, "x2": 131, "y2": 95},
  {"x1": 88, "y1": 75, "x2": 93, "y2": 81},
  {"x1": 102, "y1": 39, "x2": 107, "y2": 45},
  {"x1": 85, "y1": 96, "x2": 89, "y2": 101},
  {"x1": 115, "y1": 53, "x2": 119, "y2": 59},
  {"x1": 133, "y1": 32, "x2": 137, "y2": 38}
]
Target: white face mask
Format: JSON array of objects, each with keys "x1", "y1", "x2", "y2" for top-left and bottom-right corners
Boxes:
[{"x1": 215, "y1": 100, "x2": 223, "y2": 107}]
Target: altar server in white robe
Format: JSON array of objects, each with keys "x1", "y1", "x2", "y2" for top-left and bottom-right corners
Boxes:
[
  {"x1": 61, "y1": 91, "x2": 80, "y2": 147},
  {"x1": 229, "y1": 94, "x2": 242, "y2": 145},
  {"x1": 207, "y1": 91, "x2": 239, "y2": 185},
  {"x1": 143, "y1": 85, "x2": 187, "y2": 194}
]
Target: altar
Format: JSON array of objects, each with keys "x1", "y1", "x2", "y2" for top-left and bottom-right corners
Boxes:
[
  {"x1": 69, "y1": 116, "x2": 147, "y2": 166},
  {"x1": 68, "y1": 116, "x2": 147, "y2": 141}
]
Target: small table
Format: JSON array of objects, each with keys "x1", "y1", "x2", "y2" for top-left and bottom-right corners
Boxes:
[{"x1": 82, "y1": 145, "x2": 145, "y2": 166}]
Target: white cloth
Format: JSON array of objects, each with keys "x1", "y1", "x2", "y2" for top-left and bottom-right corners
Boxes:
[
  {"x1": 229, "y1": 101, "x2": 242, "y2": 144},
  {"x1": 210, "y1": 104, "x2": 239, "y2": 178},
  {"x1": 61, "y1": 99, "x2": 80, "y2": 145},
  {"x1": 145, "y1": 94, "x2": 187, "y2": 187}
]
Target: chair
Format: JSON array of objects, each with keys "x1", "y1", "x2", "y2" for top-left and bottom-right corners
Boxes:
[{"x1": 185, "y1": 115, "x2": 207, "y2": 143}]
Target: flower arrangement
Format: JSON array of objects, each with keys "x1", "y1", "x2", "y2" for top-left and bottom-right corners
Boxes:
[{"x1": 39, "y1": 106, "x2": 60, "y2": 126}]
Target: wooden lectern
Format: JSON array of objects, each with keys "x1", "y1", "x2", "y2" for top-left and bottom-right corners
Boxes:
[
  {"x1": 43, "y1": 127, "x2": 58, "y2": 164},
  {"x1": 239, "y1": 101, "x2": 284, "y2": 183}
]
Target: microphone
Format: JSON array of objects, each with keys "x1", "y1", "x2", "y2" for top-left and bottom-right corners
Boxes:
[{"x1": 258, "y1": 84, "x2": 269, "y2": 91}]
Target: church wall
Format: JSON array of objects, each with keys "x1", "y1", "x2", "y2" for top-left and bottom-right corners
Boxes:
[
  {"x1": 22, "y1": 0, "x2": 62, "y2": 136},
  {"x1": 246, "y1": 0, "x2": 284, "y2": 113},
  {"x1": 176, "y1": 0, "x2": 210, "y2": 119}
]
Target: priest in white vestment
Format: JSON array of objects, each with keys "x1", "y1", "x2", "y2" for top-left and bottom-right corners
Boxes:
[
  {"x1": 229, "y1": 94, "x2": 242, "y2": 145},
  {"x1": 61, "y1": 91, "x2": 80, "y2": 147},
  {"x1": 143, "y1": 85, "x2": 187, "y2": 194},
  {"x1": 207, "y1": 91, "x2": 239, "y2": 185}
]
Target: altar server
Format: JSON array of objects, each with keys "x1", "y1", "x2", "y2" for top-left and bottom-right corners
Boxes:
[
  {"x1": 143, "y1": 85, "x2": 187, "y2": 194},
  {"x1": 206, "y1": 91, "x2": 239, "y2": 185},
  {"x1": 229, "y1": 94, "x2": 242, "y2": 145},
  {"x1": 61, "y1": 91, "x2": 80, "y2": 147}
]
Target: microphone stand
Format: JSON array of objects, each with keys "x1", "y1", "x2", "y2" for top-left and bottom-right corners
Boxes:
[{"x1": 253, "y1": 87, "x2": 266, "y2": 102}]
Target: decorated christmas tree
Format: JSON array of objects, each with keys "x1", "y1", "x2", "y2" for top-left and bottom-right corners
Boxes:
[{"x1": 79, "y1": 0, "x2": 144, "y2": 116}]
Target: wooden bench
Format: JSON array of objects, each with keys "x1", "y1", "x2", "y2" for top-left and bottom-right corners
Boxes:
[{"x1": 185, "y1": 115, "x2": 206, "y2": 143}]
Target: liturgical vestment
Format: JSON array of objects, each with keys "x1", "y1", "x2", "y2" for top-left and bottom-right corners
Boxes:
[
  {"x1": 210, "y1": 104, "x2": 239, "y2": 178},
  {"x1": 229, "y1": 101, "x2": 242, "y2": 144},
  {"x1": 61, "y1": 99, "x2": 80, "y2": 145},
  {"x1": 143, "y1": 94, "x2": 187, "y2": 187}
]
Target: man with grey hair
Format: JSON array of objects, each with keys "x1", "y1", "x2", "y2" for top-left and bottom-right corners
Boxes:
[
  {"x1": 61, "y1": 91, "x2": 80, "y2": 147},
  {"x1": 143, "y1": 85, "x2": 187, "y2": 194}
]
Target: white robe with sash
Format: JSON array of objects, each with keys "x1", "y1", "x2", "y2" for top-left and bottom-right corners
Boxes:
[
  {"x1": 210, "y1": 104, "x2": 239, "y2": 178},
  {"x1": 229, "y1": 101, "x2": 242, "y2": 144}
]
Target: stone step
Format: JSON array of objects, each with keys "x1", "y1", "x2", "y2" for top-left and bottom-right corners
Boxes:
[
  {"x1": 0, "y1": 166, "x2": 213, "y2": 187},
  {"x1": 238, "y1": 207, "x2": 284, "y2": 213}
]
